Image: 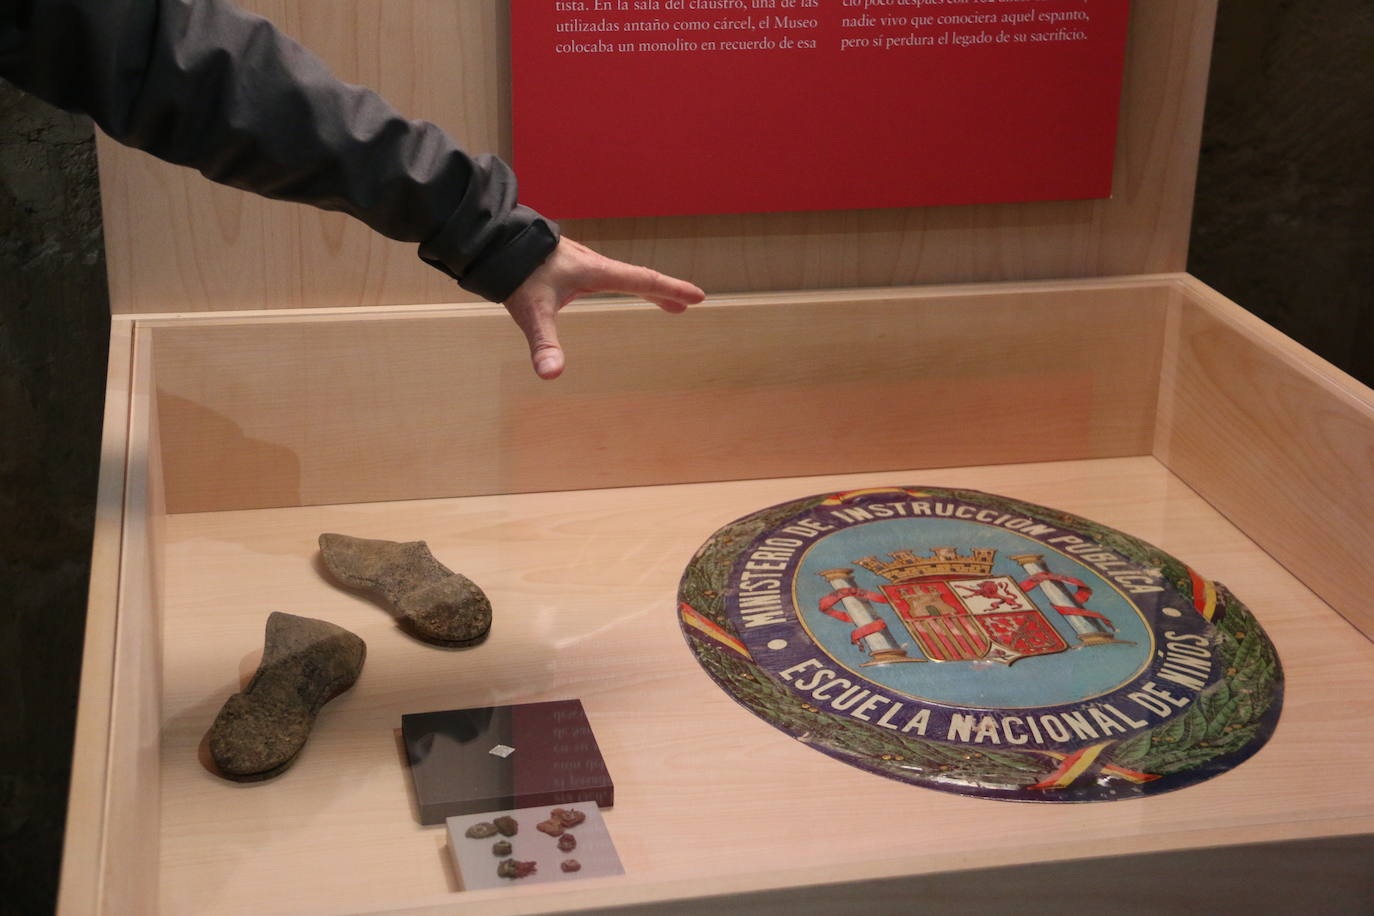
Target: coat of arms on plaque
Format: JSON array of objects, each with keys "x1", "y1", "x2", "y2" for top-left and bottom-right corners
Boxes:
[
  {"x1": 817, "y1": 547, "x2": 1131, "y2": 667},
  {"x1": 678, "y1": 487, "x2": 1283, "y2": 803}
]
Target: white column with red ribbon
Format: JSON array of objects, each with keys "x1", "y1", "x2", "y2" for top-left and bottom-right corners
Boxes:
[
  {"x1": 816, "y1": 568, "x2": 924, "y2": 665},
  {"x1": 1010, "y1": 554, "x2": 1127, "y2": 647}
]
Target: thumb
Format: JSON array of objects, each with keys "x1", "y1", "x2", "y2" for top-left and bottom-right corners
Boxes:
[
  {"x1": 505, "y1": 287, "x2": 567, "y2": 380},
  {"x1": 525, "y1": 313, "x2": 565, "y2": 380},
  {"x1": 532, "y1": 341, "x2": 564, "y2": 380}
]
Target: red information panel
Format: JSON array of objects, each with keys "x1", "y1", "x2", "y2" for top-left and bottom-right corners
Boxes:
[{"x1": 511, "y1": 0, "x2": 1130, "y2": 219}]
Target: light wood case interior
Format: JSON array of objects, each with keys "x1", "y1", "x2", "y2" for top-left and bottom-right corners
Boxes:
[{"x1": 62, "y1": 277, "x2": 1374, "y2": 914}]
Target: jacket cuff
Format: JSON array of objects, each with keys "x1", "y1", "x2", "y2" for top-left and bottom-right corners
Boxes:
[{"x1": 419, "y1": 204, "x2": 561, "y2": 304}]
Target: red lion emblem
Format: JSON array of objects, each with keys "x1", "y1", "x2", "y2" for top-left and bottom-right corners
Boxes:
[{"x1": 955, "y1": 580, "x2": 1020, "y2": 610}]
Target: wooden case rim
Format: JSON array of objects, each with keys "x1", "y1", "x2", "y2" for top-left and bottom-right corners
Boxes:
[{"x1": 58, "y1": 274, "x2": 1374, "y2": 914}]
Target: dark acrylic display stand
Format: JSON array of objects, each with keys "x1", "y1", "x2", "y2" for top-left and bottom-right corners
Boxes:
[{"x1": 402, "y1": 699, "x2": 614, "y2": 825}]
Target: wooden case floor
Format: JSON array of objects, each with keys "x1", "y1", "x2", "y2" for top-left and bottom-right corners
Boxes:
[{"x1": 157, "y1": 456, "x2": 1374, "y2": 914}]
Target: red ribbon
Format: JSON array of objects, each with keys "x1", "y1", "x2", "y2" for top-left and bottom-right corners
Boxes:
[
  {"x1": 819, "y1": 588, "x2": 891, "y2": 645},
  {"x1": 1052, "y1": 605, "x2": 1114, "y2": 627},
  {"x1": 1022, "y1": 573, "x2": 1115, "y2": 631},
  {"x1": 1020, "y1": 571, "x2": 1092, "y2": 604},
  {"x1": 819, "y1": 588, "x2": 889, "y2": 614}
]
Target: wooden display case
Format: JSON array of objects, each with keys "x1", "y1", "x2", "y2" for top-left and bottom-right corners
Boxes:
[{"x1": 61, "y1": 2, "x2": 1374, "y2": 913}]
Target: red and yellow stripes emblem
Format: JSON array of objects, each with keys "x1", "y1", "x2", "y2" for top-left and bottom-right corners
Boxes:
[
  {"x1": 1187, "y1": 567, "x2": 1219, "y2": 621},
  {"x1": 680, "y1": 602, "x2": 751, "y2": 659},
  {"x1": 821, "y1": 487, "x2": 931, "y2": 505},
  {"x1": 1027, "y1": 742, "x2": 1161, "y2": 790}
]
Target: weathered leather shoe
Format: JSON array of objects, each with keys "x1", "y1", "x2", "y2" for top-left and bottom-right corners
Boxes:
[
  {"x1": 318, "y1": 533, "x2": 492, "y2": 646},
  {"x1": 208, "y1": 612, "x2": 366, "y2": 781}
]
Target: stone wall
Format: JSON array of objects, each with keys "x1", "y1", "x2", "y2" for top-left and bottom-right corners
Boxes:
[
  {"x1": 1188, "y1": 0, "x2": 1374, "y2": 384},
  {"x1": 0, "y1": 83, "x2": 109, "y2": 914}
]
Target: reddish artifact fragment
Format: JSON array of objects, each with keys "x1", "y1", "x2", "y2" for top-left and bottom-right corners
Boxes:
[
  {"x1": 560, "y1": 859, "x2": 582, "y2": 873},
  {"x1": 497, "y1": 859, "x2": 537, "y2": 880},
  {"x1": 552, "y1": 807, "x2": 586, "y2": 828},
  {"x1": 557, "y1": 833, "x2": 576, "y2": 852}
]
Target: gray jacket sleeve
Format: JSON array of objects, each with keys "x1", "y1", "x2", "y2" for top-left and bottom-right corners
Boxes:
[{"x1": 0, "y1": 0, "x2": 559, "y2": 303}]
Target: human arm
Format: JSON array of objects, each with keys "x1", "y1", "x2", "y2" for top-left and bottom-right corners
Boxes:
[
  {"x1": 0, "y1": 0, "x2": 551, "y2": 302},
  {"x1": 1, "y1": 0, "x2": 705, "y2": 371}
]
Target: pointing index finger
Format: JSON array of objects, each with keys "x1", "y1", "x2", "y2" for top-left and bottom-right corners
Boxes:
[{"x1": 591, "y1": 259, "x2": 705, "y2": 307}]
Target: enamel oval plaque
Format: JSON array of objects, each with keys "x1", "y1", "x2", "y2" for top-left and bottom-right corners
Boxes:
[{"x1": 678, "y1": 487, "x2": 1282, "y2": 802}]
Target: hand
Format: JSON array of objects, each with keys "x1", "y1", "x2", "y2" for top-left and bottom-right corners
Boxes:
[{"x1": 502, "y1": 237, "x2": 705, "y2": 379}]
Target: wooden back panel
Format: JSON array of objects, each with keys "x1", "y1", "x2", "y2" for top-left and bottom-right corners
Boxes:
[
  {"x1": 98, "y1": 1, "x2": 1217, "y2": 313},
  {"x1": 149, "y1": 278, "x2": 1167, "y2": 513}
]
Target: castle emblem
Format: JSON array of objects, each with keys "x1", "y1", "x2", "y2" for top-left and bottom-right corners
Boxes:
[{"x1": 818, "y1": 547, "x2": 1128, "y2": 666}]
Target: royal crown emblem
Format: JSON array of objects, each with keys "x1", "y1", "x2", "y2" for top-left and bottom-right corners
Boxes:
[{"x1": 856, "y1": 546, "x2": 997, "y2": 580}]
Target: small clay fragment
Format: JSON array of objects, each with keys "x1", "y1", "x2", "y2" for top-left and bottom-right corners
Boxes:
[
  {"x1": 536, "y1": 817, "x2": 564, "y2": 837},
  {"x1": 557, "y1": 833, "x2": 576, "y2": 852},
  {"x1": 497, "y1": 859, "x2": 537, "y2": 880},
  {"x1": 560, "y1": 859, "x2": 582, "y2": 873},
  {"x1": 465, "y1": 822, "x2": 498, "y2": 839},
  {"x1": 207, "y1": 612, "x2": 366, "y2": 782},
  {"x1": 494, "y1": 815, "x2": 518, "y2": 837},
  {"x1": 318, "y1": 533, "x2": 492, "y2": 646},
  {"x1": 491, "y1": 839, "x2": 512, "y2": 856},
  {"x1": 552, "y1": 807, "x2": 586, "y2": 829}
]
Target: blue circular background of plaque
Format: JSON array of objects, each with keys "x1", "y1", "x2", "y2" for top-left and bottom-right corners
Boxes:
[{"x1": 677, "y1": 487, "x2": 1283, "y2": 802}]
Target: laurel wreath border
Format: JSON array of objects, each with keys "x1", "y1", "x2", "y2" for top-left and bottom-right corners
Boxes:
[{"x1": 678, "y1": 487, "x2": 1283, "y2": 796}]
